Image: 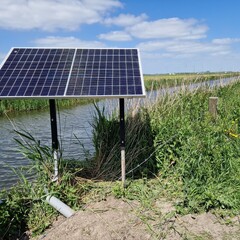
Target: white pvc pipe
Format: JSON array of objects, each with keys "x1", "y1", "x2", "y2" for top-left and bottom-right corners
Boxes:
[{"x1": 46, "y1": 195, "x2": 75, "y2": 218}]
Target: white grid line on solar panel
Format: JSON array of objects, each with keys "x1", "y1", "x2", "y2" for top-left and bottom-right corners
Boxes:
[
  {"x1": 67, "y1": 49, "x2": 80, "y2": 95},
  {"x1": 64, "y1": 48, "x2": 77, "y2": 96},
  {"x1": 68, "y1": 48, "x2": 88, "y2": 95}
]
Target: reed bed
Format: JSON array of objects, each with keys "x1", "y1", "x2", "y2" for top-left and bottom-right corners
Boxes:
[
  {"x1": 0, "y1": 98, "x2": 93, "y2": 116},
  {"x1": 144, "y1": 72, "x2": 240, "y2": 90}
]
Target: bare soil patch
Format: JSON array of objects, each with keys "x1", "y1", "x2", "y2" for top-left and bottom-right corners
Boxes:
[{"x1": 34, "y1": 197, "x2": 240, "y2": 240}]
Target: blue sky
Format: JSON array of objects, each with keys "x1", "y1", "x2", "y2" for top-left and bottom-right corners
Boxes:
[{"x1": 1, "y1": 0, "x2": 240, "y2": 73}]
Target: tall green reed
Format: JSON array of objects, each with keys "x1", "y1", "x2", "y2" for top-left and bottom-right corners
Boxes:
[{"x1": 88, "y1": 103, "x2": 156, "y2": 180}]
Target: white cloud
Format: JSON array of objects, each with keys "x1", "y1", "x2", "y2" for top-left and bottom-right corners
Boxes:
[
  {"x1": 137, "y1": 39, "x2": 231, "y2": 56},
  {"x1": 166, "y1": 41, "x2": 230, "y2": 55},
  {"x1": 99, "y1": 17, "x2": 208, "y2": 42},
  {"x1": 127, "y1": 18, "x2": 208, "y2": 40},
  {"x1": 98, "y1": 31, "x2": 132, "y2": 41},
  {"x1": 212, "y1": 38, "x2": 240, "y2": 44},
  {"x1": 103, "y1": 13, "x2": 148, "y2": 27},
  {"x1": 0, "y1": 0, "x2": 122, "y2": 31},
  {"x1": 34, "y1": 36, "x2": 106, "y2": 48}
]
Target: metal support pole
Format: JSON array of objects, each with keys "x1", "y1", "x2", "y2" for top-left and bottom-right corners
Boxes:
[
  {"x1": 119, "y1": 98, "x2": 126, "y2": 187},
  {"x1": 49, "y1": 99, "x2": 59, "y2": 182}
]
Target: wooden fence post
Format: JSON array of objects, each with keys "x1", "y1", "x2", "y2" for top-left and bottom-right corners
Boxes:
[{"x1": 209, "y1": 97, "x2": 218, "y2": 119}]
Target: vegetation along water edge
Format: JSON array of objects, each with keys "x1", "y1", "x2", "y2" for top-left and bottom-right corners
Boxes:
[{"x1": 0, "y1": 74, "x2": 240, "y2": 239}]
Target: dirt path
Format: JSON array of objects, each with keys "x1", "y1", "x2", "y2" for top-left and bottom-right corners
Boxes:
[{"x1": 34, "y1": 197, "x2": 240, "y2": 240}]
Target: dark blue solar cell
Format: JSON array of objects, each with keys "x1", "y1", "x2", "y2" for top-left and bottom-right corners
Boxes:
[
  {"x1": 8, "y1": 87, "x2": 18, "y2": 96},
  {"x1": 114, "y1": 49, "x2": 120, "y2": 55},
  {"x1": 127, "y1": 70, "x2": 134, "y2": 76},
  {"x1": 102, "y1": 49, "x2": 107, "y2": 55},
  {"x1": 66, "y1": 87, "x2": 74, "y2": 95},
  {"x1": 135, "y1": 77, "x2": 141, "y2": 85},
  {"x1": 120, "y1": 56, "x2": 125, "y2": 61},
  {"x1": 25, "y1": 87, "x2": 35, "y2": 96},
  {"x1": 99, "y1": 69, "x2": 105, "y2": 75},
  {"x1": 119, "y1": 49, "x2": 125, "y2": 55},
  {"x1": 113, "y1": 70, "x2": 120, "y2": 77},
  {"x1": 113, "y1": 56, "x2": 119, "y2": 62},
  {"x1": 113, "y1": 86, "x2": 119, "y2": 95},
  {"x1": 16, "y1": 49, "x2": 24, "y2": 54},
  {"x1": 94, "y1": 56, "x2": 100, "y2": 62},
  {"x1": 57, "y1": 87, "x2": 66, "y2": 95},
  {"x1": 90, "y1": 86, "x2": 97, "y2": 95},
  {"x1": 17, "y1": 87, "x2": 26, "y2": 96},
  {"x1": 95, "y1": 49, "x2": 101, "y2": 55},
  {"x1": 121, "y1": 78, "x2": 127, "y2": 85},
  {"x1": 49, "y1": 87, "x2": 58, "y2": 95},
  {"x1": 113, "y1": 78, "x2": 121, "y2": 86},
  {"x1": 101, "y1": 56, "x2": 107, "y2": 61},
  {"x1": 89, "y1": 49, "x2": 94, "y2": 55},
  {"x1": 98, "y1": 78, "x2": 105, "y2": 86},
  {"x1": 105, "y1": 86, "x2": 112, "y2": 95},
  {"x1": 97, "y1": 86, "x2": 104, "y2": 95},
  {"x1": 105, "y1": 78, "x2": 112, "y2": 85},
  {"x1": 33, "y1": 87, "x2": 42, "y2": 95},
  {"x1": 83, "y1": 80, "x2": 91, "y2": 87},
  {"x1": 82, "y1": 87, "x2": 89, "y2": 95},
  {"x1": 120, "y1": 86, "x2": 127, "y2": 95},
  {"x1": 41, "y1": 87, "x2": 50, "y2": 95},
  {"x1": 128, "y1": 86, "x2": 135, "y2": 94},
  {"x1": 1, "y1": 87, "x2": 10, "y2": 95},
  {"x1": 128, "y1": 78, "x2": 134, "y2": 85},
  {"x1": 135, "y1": 86, "x2": 143, "y2": 94}
]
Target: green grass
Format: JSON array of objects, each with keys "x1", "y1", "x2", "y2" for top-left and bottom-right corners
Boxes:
[{"x1": 149, "y1": 82, "x2": 240, "y2": 212}]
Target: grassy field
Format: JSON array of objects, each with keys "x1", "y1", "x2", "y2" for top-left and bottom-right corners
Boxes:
[
  {"x1": 144, "y1": 72, "x2": 240, "y2": 90},
  {"x1": 0, "y1": 76, "x2": 240, "y2": 238}
]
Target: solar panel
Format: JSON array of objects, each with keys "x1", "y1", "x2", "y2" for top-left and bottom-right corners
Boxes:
[{"x1": 0, "y1": 48, "x2": 145, "y2": 99}]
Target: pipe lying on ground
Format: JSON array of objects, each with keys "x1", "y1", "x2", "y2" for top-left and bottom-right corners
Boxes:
[{"x1": 46, "y1": 195, "x2": 75, "y2": 218}]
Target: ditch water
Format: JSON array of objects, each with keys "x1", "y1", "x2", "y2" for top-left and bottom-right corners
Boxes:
[{"x1": 0, "y1": 77, "x2": 238, "y2": 189}]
